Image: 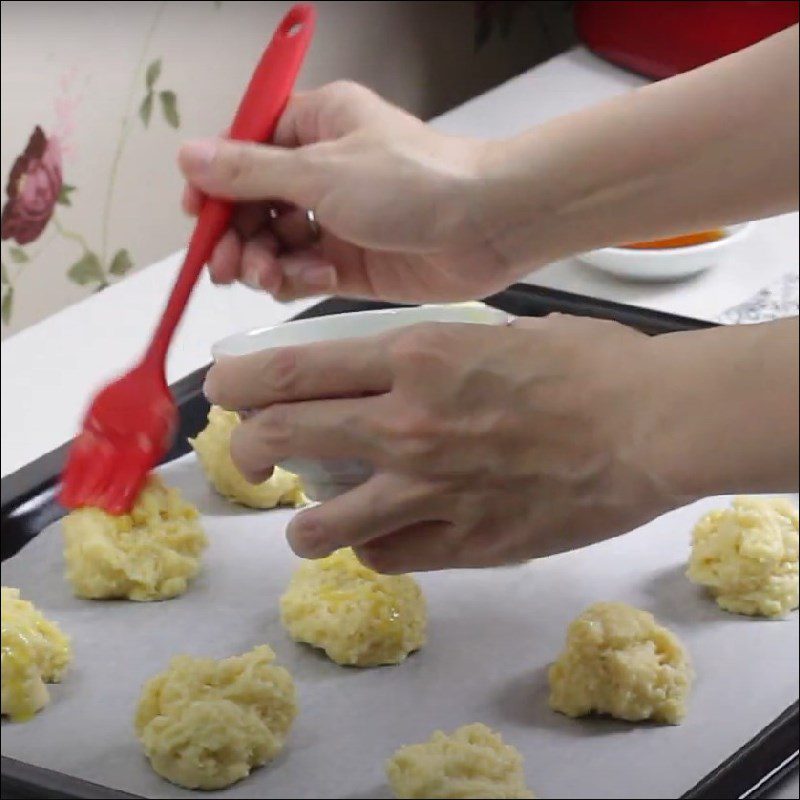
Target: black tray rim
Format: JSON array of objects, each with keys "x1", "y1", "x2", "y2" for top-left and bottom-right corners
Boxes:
[{"x1": 2, "y1": 284, "x2": 797, "y2": 800}]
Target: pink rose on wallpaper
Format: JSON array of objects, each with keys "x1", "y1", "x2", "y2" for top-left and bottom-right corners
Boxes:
[{"x1": 1, "y1": 126, "x2": 63, "y2": 245}]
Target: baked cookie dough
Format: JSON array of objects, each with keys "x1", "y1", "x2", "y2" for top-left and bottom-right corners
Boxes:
[
  {"x1": 386, "y1": 723, "x2": 535, "y2": 799},
  {"x1": 189, "y1": 406, "x2": 306, "y2": 509},
  {"x1": 687, "y1": 496, "x2": 798, "y2": 617},
  {"x1": 548, "y1": 602, "x2": 693, "y2": 725},
  {"x1": 135, "y1": 645, "x2": 297, "y2": 790},
  {"x1": 1, "y1": 587, "x2": 72, "y2": 721},
  {"x1": 280, "y1": 547, "x2": 426, "y2": 667},
  {"x1": 62, "y1": 475, "x2": 207, "y2": 601}
]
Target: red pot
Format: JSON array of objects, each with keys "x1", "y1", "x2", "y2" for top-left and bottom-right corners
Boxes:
[{"x1": 575, "y1": 1, "x2": 799, "y2": 78}]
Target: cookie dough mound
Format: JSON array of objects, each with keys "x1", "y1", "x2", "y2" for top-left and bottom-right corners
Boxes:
[
  {"x1": 280, "y1": 548, "x2": 426, "y2": 667},
  {"x1": 687, "y1": 496, "x2": 798, "y2": 617},
  {"x1": 386, "y1": 723, "x2": 535, "y2": 799},
  {"x1": 62, "y1": 475, "x2": 207, "y2": 601},
  {"x1": 548, "y1": 602, "x2": 692, "y2": 724},
  {"x1": 135, "y1": 645, "x2": 296, "y2": 790},
  {"x1": 1, "y1": 587, "x2": 72, "y2": 721},
  {"x1": 190, "y1": 406, "x2": 306, "y2": 509}
]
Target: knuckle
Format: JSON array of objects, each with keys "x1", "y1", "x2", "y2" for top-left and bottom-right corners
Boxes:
[
  {"x1": 374, "y1": 409, "x2": 438, "y2": 465},
  {"x1": 255, "y1": 403, "x2": 294, "y2": 449},
  {"x1": 393, "y1": 476, "x2": 438, "y2": 513},
  {"x1": 326, "y1": 79, "x2": 368, "y2": 102},
  {"x1": 392, "y1": 409, "x2": 433, "y2": 441},
  {"x1": 265, "y1": 347, "x2": 301, "y2": 398},
  {"x1": 230, "y1": 405, "x2": 293, "y2": 471},
  {"x1": 387, "y1": 323, "x2": 445, "y2": 369},
  {"x1": 311, "y1": 81, "x2": 381, "y2": 150},
  {"x1": 216, "y1": 143, "x2": 254, "y2": 189}
]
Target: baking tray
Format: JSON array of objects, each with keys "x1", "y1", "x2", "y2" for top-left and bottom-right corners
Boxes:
[{"x1": 1, "y1": 283, "x2": 797, "y2": 800}]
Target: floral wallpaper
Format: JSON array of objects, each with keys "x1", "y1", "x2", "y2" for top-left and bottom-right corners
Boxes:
[{"x1": 1, "y1": 1, "x2": 195, "y2": 325}]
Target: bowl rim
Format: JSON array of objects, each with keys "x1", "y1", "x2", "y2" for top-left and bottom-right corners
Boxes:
[
  {"x1": 586, "y1": 222, "x2": 753, "y2": 259},
  {"x1": 212, "y1": 301, "x2": 510, "y2": 358}
]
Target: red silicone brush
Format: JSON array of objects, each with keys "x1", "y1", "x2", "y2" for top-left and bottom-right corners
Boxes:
[{"x1": 59, "y1": 4, "x2": 315, "y2": 514}]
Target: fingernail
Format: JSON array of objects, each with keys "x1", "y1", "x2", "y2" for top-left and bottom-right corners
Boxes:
[
  {"x1": 289, "y1": 519, "x2": 331, "y2": 558},
  {"x1": 244, "y1": 466, "x2": 274, "y2": 485},
  {"x1": 297, "y1": 265, "x2": 336, "y2": 290},
  {"x1": 202, "y1": 370, "x2": 218, "y2": 402},
  {"x1": 243, "y1": 265, "x2": 263, "y2": 291},
  {"x1": 180, "y1": 139, "x2": 217, "y2": 174},
  {"x1": 260, "y1": 264, "x2": 281, "y2": 294}
]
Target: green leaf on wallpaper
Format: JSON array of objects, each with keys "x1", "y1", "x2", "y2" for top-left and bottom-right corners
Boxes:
[
  {"x1": 57, "y1": 184, "x2": 76, "y2": 206},
  {"x1": 109, "y1": 248, "x2": 133, "y2": 276},
  {"x1": 67, "y1": 251, "x2": 104, "y2": 285},
  {"x1": 1, "y1": 262, "x2": 9, "y2": 286},
  {"x1": 139, "y1": 91, "x2": 154, "y2": 127},
  {"x1": 145, "y1": 59, "x2": 162, "y2": 90},
  {"x1": 159, "y1": 91, "x2": 180, "y2": 128},
  {"x1": 2, "y1": 287, "x2": 13, "y2": 325},
  {"x1": 9, "y1": 247, "x2": 28, "y2": 264}
]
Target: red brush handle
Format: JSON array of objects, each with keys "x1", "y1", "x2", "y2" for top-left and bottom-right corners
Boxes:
[{"x1": 145, "y1": 4, "x2": 315, "y2": 367}]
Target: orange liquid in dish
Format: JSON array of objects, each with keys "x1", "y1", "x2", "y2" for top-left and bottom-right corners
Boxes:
[{"x1": 623, "y1": 230, "x2": 726, "y2": 250}]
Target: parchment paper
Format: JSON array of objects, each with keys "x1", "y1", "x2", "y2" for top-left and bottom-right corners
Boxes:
[{"x1": 2, "y1": 453, "x2": 798, "y2": 799}]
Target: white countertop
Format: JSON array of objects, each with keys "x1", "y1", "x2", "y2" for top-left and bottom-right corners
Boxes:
[{"x1": 1, "y1": 45, "x2": 798, "y2": 799}]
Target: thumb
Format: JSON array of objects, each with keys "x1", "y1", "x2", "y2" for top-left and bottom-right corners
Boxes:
[{"x1": 178, "y1": 138, "x2": 325, "y2": 209}]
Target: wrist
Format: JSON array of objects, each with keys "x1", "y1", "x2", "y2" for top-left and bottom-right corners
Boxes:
[
  {"x1": 471, "y1": 131, "x2": 596, "y2": 279},
  {"x1": 637, "y1": 320, "x2": 799, "y2": 502},
  {"x1": 421, "y1": 132, "x2": 505, "y2": 255}
]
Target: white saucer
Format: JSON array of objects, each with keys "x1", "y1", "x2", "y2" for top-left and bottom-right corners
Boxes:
[{"x1": 578, "y1": 223, "x2": 753, "y2": 282}]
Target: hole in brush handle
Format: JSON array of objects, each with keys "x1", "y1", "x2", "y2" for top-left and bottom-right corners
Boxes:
[{"x1": 279, "y1": 5, "x2": 311, "y2": 39}]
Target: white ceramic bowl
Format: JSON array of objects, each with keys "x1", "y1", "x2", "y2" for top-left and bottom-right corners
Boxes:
[
  {"x1": 212, "y1": 302, "x2": 511, "y2": 500},
  {"x1": 577, "y1": 223, "x2": 752, "y2": 282}
]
